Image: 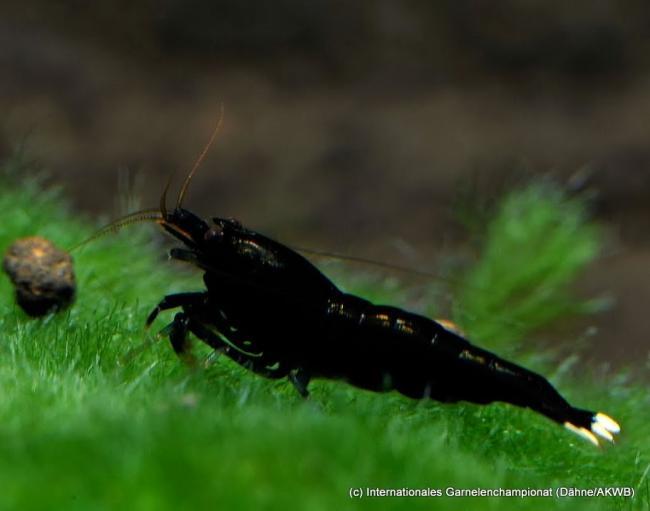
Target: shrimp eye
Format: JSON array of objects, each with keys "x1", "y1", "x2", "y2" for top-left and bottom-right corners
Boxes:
[{"x1": 204, "y1": 225, "x2": 224, "y2": 242}]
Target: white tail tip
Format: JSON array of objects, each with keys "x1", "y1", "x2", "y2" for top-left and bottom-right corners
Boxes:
[
  {"x1": 595, "y1": 413, "x2": 621, "y2": 434},
  {"x1": 564, "y1": 422, "x2": 600, "y2": 446},
  {"x1": 564, "y1": 412, "x2": 620, "y2": 447}
]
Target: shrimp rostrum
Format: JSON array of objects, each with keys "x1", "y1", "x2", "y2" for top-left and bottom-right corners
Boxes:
[{"x1": 94, "y1": 126, "x2": 620, "y2": 447}]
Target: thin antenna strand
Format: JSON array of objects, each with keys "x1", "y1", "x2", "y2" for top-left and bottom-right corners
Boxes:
[
  {"x1": 176, "y1": 104, "x2": 225, "y2": 209},
  {"x1": 160, "y1": 171, "x2": 175, "y2": 218},
  {"x1": 293, "y1": 246, "x2": 448, "y2": 281},
  {"x1": 69, "y1": 209, "x2": 163, "y2": 252}
]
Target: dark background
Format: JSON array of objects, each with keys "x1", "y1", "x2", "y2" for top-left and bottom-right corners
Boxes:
[{"x1": 1, "y1": 1, "x2": 648, "y2": 365}]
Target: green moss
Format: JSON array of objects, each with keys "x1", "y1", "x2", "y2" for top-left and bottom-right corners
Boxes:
[
  {"x1": 456, "y1": 184, "x2": 605, "y2": 352},
  {"x1": 0, "y1": 164, "x2": 647, "y2": 510}
]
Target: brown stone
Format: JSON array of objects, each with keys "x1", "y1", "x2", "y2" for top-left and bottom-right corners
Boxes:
[{"x1": 3, "y1": 236, "x2": 76, "y2": 316}]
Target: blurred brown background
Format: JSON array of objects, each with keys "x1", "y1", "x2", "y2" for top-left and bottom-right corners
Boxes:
[{"x1": 1, "y1": 1, "x2": 648, "y2": 365}]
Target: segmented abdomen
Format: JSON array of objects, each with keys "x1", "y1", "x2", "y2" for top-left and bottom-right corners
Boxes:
[{"x1": 300, "y1": 293, "x2": 472, "y2": 398}]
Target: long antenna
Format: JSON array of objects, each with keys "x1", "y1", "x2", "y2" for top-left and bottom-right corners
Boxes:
[
  {"x1": 176, "y1": 104, "x2": 225, "y2": 209},
  {"x1": 160, "y1": 171, "x2": 175, "y2": 218},
  {"x1": 69, "y1": 209, "x2": 163, "y2": 252},
  {"x1": 292, "y1": 246, "x2": 451, "y2": 282}
]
